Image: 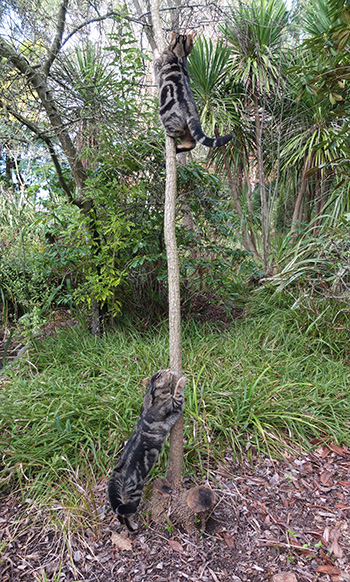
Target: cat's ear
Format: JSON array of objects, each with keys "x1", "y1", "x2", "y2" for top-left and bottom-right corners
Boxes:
[
  {"x1": 185, "y1": 33, "x2": 196, "y2": 54},
  {"x1": 169, "y1": 32, "x2": 177, "y2": 44},
  {"x1": 142, "y1": 376, "x2": 151, "y2": 387},
  {"x1": 168, "y1": 32, "x2": 177, "y2": 49}
]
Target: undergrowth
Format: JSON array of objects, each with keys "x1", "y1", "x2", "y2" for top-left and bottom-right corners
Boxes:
[
  {"x1": 0, "y1": 298, "x2": 349, "y2": 537},
  {"x1": 0, "y1": 302, "x2": 350, "y2": 494}
]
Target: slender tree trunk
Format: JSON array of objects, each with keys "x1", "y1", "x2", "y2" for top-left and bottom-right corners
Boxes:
[
  {"x1": 291, "y1": 156, "x2": 313, "y2": 234},
  {"x1": 164, "y1": 136, "x2": 184, "y2": 488},
  {"x1": 253, "y1": 93, "x2": 269, "y2": 273},
  {"x1": 216, "y1": 130, "x2": 260, "y2": 263},
  {"x1": 164, "y1": 136, "x2": 182, "y2": 371},
  {"x1": 291, "y1": 175, "x2": 308, "y2": 234},
  {"x1": 150, "y1": 0, "x2": 183, "y2": 489},
  {"x1": 313, "y1": 173, "x2": 331, "y2": 236}
]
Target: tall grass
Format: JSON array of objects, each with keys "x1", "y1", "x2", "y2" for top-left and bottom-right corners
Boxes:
[{"x1": 1, "y1": 305, "x2": 349, "y2": 511}]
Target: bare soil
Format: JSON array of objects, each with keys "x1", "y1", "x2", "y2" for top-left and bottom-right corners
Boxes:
[{"x1": 1, "y1": 445, "x2": 349, "y2": 582}]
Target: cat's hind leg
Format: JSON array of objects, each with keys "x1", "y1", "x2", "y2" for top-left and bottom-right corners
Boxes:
[
  {"x1": 118, "y1": 503, "x2": 139, "y2": 532},
  {"x1": 176, "y1": 126, "x2": 196, "y2": 153}
]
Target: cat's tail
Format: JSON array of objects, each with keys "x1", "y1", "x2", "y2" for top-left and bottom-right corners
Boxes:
[
  {"x1": 117, "y1": 503, "x2": 138, "y2": 516},
  {"x1": 108, "y1": 478, "x2": 122, "y2": 513},
  {"x1": 108, "y1": 478, "x2": 139, "y2": 532},
  {"x1": 188, "y1": 118, "x2": 233, "y2": 150}
]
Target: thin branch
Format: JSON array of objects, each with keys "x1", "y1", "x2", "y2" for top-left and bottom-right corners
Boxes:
[
  {"x1": 60, "y1": 10, "x2": 147, "y2": 50},
  {"x1": 0, "y1": 99, "x2": 73, "y2": 201},
  {"x1": 44, "y1": 0, "x2": 69, "y2": 76},
  {"x1": 60, "y1": 4, "x2": 206, "y2": 52},
  {"x1": 0, "y1": 35, "x2": 87, "y2": 200}
]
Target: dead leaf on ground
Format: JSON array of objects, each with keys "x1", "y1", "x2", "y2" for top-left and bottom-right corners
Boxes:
[
  {"x1": 222, "y1": 531, "x2": 235, "y2": 549},
  {"x1": 208, "y1": 566, "x2": 220, "y2": 582},
  {"x1": 168, "y1": 540, "x2": 183, "y2": 553},
  {"x1": 316, "y1": 565, "x2": 340, "y2": 575},
  {"x1": 110, "y1": 532, "x2": 133, "y2": 551},
  {"x1": 322, "y1": 526, "x2": 330, "y2": 543},
  {"x1": 329, "y1": 527, "x2": 343, "y2": 559},
  {"x1": 328, "y1": 443, "x2": 346, "y2": 456},
  {"x1": 320, "y1": 548, "x2": 334, "y2": 565},
  {"x1": 320, "y1": 470, "x2": 333, "y2": 486},
  {"x1": 271, "y1": 573, "x2": 298, "y2": 582}
]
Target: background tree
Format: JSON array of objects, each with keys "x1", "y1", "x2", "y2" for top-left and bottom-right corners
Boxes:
[
  {"x1": 0, "y1": 1, "x2": 164, "y2": 332},
  {"x1": 188, "y1": 37, "x2": 261, "y2": 262},
  {"x1": 221, "y1": 0, "x2": 289, "y2": 273}
]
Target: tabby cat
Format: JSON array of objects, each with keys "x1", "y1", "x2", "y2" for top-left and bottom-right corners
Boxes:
[
  {"x1": 108, "y1": 369, "x2": 186, "y2": 532},
  {"x1": 154, "y1": 33, "x2": 233, "y2": 153}
]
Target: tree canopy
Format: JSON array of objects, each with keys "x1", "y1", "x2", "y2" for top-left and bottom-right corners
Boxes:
[{"x1": 0, "y1": 0, "x2": 349, "y2": 329}]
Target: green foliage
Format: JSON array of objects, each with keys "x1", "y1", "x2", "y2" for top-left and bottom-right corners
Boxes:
[
  {"x1": 303, "y1": 0, "x2": 334, "y2": 37},
  {"x1": 188, "y1": 37, "x2": 240, "y2": 135},
  {"x1": 34, "y1": 564, "x2": 63, "y2": 582},
  {"x1": 1, "y1": 0, "x2": 350, "y2": 328},
  {"x1": 1, "y1": 304, "x2": 349, "y2": 499},
  {"x1": 265, "y1": 213, "x2": 350, "y2": 354},
  {"x1": 300, "y1": 0, "x2": 350, "y2": 117},
  {"x1": 0, "y1": 189, "x2": 65, "y2": 326},
  {"x1": 270, "y1": 215, "x2": 350, "y2": 292},
  {"x1": 177, "y1": 163, "x2": 240, "y2": 293},
  {"x1": 222, "y1": 0, "x2": 289, "y2": 94}
]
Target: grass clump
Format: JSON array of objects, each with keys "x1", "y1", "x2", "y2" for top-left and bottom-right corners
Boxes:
[{"x1": 1, "y1": 306, "x2": 349, "y2": 506}]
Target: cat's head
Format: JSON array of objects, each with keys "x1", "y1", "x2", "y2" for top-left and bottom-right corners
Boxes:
[{"x1": 168, "y1": 33, "x2": 196, "y2": 58}]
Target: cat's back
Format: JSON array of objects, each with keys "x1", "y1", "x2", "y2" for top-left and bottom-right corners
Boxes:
[{"x1": 155, "y1": 49, "x2": 183, "y2": 85}]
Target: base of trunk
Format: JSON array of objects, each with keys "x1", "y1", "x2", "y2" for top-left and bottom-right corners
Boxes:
[{"x1": 148, "y1": 479, "x2": 216, "y2": 534}]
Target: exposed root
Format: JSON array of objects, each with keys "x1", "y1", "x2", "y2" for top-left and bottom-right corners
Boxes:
[{"x1": 148, "y1": 478, "x2": 216, "y2": 534}]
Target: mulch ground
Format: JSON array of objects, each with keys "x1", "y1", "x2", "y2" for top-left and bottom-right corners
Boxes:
[{"x1": 1, "y1": 445, "x2": 349, "y2": 582}]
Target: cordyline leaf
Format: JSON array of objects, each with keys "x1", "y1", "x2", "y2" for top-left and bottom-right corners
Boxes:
[
  {"x1": 305, "y1": 166, "x2": 320, "y2": 178},
  {"x1": 341, "y1": 9, "x2": 350, "y2": 25},
  {"x1": 333, "y1": 28, "x2": 350, "y2": 51}
]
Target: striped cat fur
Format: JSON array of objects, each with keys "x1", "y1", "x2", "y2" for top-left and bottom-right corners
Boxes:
[
  {"x1": 108, "y1": 369, "x2": 186, "y2": 532},
  {"x1": 154, "y1": 33, "x2": 233, "y2": 153}
]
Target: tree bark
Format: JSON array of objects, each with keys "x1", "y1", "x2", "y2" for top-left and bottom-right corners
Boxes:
[
  {"x1": 164, "y1": 137, "x2": 183, "y2": 488},
  {"x1": 217, "y1": 135, "x2": 260, "y2": 263},
  {"x1": 290, "y1": 156, "x2": 313, "y2": 235},
  {"x1": 150, "y1": 0, "x2": 183, "y2": 489},
  {"x1": 291, "y1": 174, "x2": 308, "y2": 234},
  {"x1": 253, "y1": 93, "x2": 269, "y2": 273}
]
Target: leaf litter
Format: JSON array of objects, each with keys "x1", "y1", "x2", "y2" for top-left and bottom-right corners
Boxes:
[{"x1": 1, "y1": 444, "x2": 350, "y2": 582}]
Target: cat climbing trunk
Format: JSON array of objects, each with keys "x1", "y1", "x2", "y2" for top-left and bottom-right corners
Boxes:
[
  {"x1": 108, "y1": 369, "x2": 186, "y2": 531},
  {"x1": 154, "y1": 34, "x2": 233, "y2": 153},
  {"x1": 164, "y1": 136, "x2": 184, "y2": 489},
  {"x1": 150, "y1": 0, "x2": 185, "y2": 491}
]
